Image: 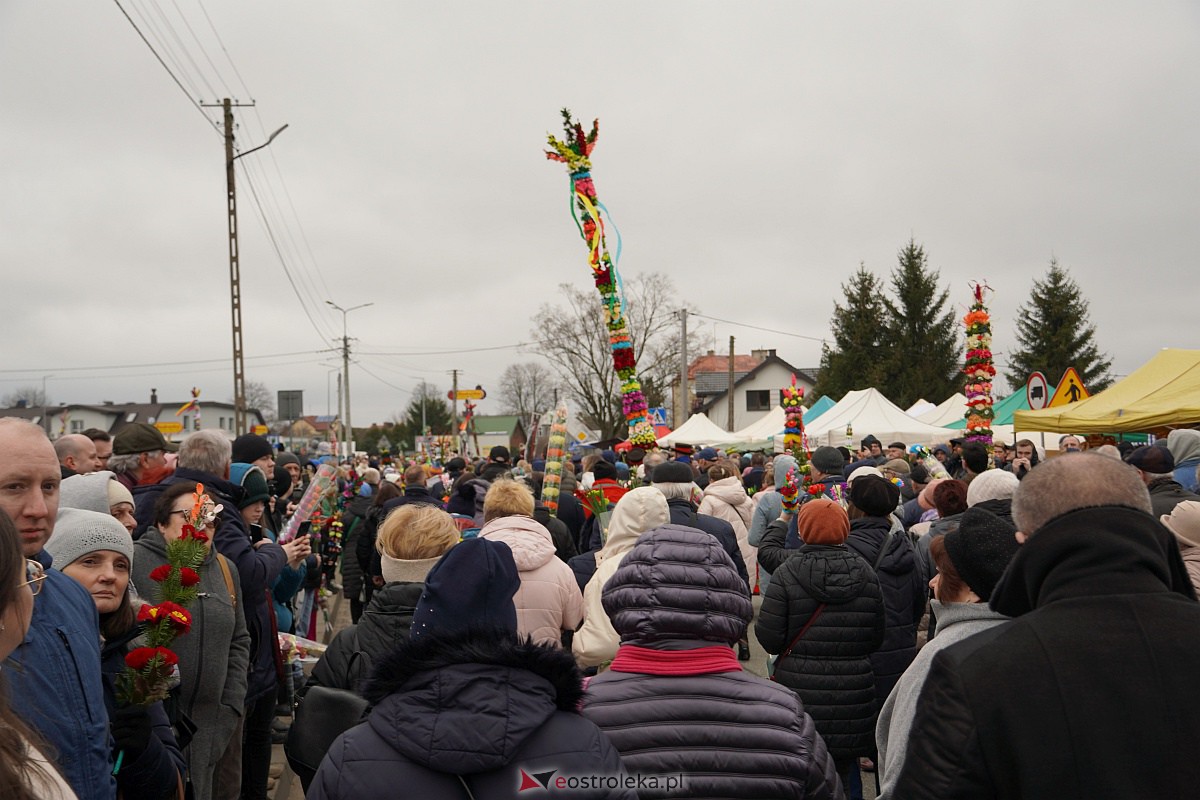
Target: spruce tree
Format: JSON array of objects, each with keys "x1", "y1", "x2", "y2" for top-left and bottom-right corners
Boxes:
[
  {"x1": 1005, "y1": 258, "x2": 1113, "y2": 392},
  {"x1": 814, "y1": 264, "x2": 888, "y2": 400},
  {"x1": 880, "y1": 240, "x2": 960, "y2": 408}
]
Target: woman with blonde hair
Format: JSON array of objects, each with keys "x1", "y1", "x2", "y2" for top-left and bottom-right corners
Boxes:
[
  {"x1": 306, "y1": 504, "x2": 460, "y2": 694},
  {"x1": 480, "y1": 479, "x2": 583, "y2": 648}
]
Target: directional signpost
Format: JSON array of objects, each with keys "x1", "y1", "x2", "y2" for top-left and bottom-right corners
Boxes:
[{"x1": 1026, "y1": 371, "x2": 1050, "y2": 410}]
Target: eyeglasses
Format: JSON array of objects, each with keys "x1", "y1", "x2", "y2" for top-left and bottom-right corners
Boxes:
[
  {"x1": 20, "y1": 560, "x2": 47, "y2": 596},
  {"x1": 168, "y1": 509, "x2": 189, "y2": 517}
]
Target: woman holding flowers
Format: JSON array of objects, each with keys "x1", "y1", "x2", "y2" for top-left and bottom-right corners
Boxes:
[
  {"x1": 133, "y1": 482, "x2": 250, "y2": 800},
  {"x1": 47, "y1": 507, "x2": 185, "y2": 800}
]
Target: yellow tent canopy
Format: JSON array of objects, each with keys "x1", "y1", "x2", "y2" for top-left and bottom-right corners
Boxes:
[{"x1": 1013, "y1": 349, "x2": 1200, "y2": 434}]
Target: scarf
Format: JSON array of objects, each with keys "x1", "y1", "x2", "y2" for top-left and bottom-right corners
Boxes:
[{"x1": 608, "y1": 644, "x2": 742, "y2": 676}]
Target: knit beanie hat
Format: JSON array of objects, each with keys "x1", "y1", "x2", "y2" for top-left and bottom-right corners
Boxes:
[
  {"x1": 107, "y1": 478, "x2": 134, "y2": 509},
  {"x1": 59, "y1": 471, "x2": 118, "y2": 514},
  {"x1": 966, "y1": 468, "x2": 1020, "y2": 507},
  {"x1": 235, "y1": 465, "x2": 271, "y2": 509},
  {"x1": 811, "y1": 446, "x2": 844, "y2": 474},
  {"x1": 46, "y1": 508, "x2": 134, "y2": 568},
  {"x1": 276, "y1": 451, "x2": 300, "y2": 468},
  {"x1": 797, "y1": 499, "x2": 850, "y2": 545},
  {"x1": 410, "y1": 538, "x2": 519, "y2": 640},
  {"x1": 650, "y1": 460, "x2": 694, "y2": 484},
  {"x1": 231, "y1": 434, "x2": 274, "y2": 465},
  {"x1": 1162, "y1": 501, "x2": 1200, "y2": 548},
  {"x1": 849, "y1": 474, "x2": 901, "y2": 517},
  {"x1": 943, "y1": 506, "x2": 1020, "y2": 601},
  {"x1": 918, "y1": 478, "x2": 949, "y2": 511}
]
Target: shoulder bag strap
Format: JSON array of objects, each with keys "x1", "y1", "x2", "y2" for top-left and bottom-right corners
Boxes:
[
  {"x1": 872, "y1": 534, "x2": 891, "y2": 571},
  {"x1": 215, "y1": 553, "x2": 237, "y2": 609},
  {"x1": 778, "y1": 602, "x2": 827, "y2": 663}
]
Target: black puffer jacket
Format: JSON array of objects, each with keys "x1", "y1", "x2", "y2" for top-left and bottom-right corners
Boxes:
[
  {"x1": 756, "y1": 544, "x2": 885, "y2": 759},
  {"x1": 339, "y1": 495, "x2": 372, "y2": 601},
  {"x1": 305, "y1": 581, "x2": 423, "y2": 694},
  {"x1": 846, "y1": 516, "x2": 927, "y2": 708},
  {"x1": 584, "y1": 528, "x2": 842, "y2": 799},
  {"x1": 307, "y1": 630, "x2": 635, "y2": 800}
]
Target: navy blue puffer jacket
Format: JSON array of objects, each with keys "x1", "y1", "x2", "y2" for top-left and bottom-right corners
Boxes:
[
  {"x1": 757, "y1": 543, "x2": 885, "y2": 758},
  {"x1": 308, "y1": 629, "x2": 635, "y2": 800},
  {"x1": 583, "y1": 527, "x2": 842, "y2": 799}
]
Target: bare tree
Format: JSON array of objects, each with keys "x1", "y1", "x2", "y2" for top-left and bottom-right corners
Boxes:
[
  {"x1": 530, "y1": 272, "x2": 700, "y2": 438},
  {"x1": 497, "y1": 362, "x2": 558, "y2": 420},
  {"x1": 1, "y1": 385, "x2": 47, "y2": 408},
  {"x1": 240, "y1": 380, "x2": 277, "y2": 422}
]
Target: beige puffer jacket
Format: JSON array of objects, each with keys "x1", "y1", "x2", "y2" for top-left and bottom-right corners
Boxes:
[
  {"x1": 572, "y1": 487, "x2": 671, "y2": 667},
  {"x1": 699, "y1": 476, "x2": 756, "y2": 573},
  {"x1": 480, "y1": 515, "x2": 583, "y2": 648}
]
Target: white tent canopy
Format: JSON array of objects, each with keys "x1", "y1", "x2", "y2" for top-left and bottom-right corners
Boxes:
[
  {"x1": 905, "y1": 398, "x2": 936, "y2": 418},
  {"x1": 656, "y1": 412, "x2": 739, "y2": 448},
  {"x1": 916, "y1": 393, "x2": 968, "y2": 428},
  {"x1": 730, "y1": 406, "x2": 787, "y2": 444},
  {"x1": 805, "y1": 388, "x2": 961, "y2": 447}
]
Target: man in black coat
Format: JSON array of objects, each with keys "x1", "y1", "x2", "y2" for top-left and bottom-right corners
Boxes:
[
  {"x1": 650, "y1": 460, "x2": 750, "y2": 589},
  {"x1": 894, "y1": 453, "x2": 1200, "y2": 800},
  {"x1": 1125, "y1": 444, "x2": 1200, "y2": 518},
  {"x1": 382, "y1": 464, "x2": 444, "y2": 515}
]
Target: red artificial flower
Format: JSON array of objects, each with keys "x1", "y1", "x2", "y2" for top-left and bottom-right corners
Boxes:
[
  {"x1": 191, "y1": 529, "x2": 209, "y2": 544},
  {"x1": 807, "y1": 484, "x2": 826, "y2": 496},
  {"x1": 179, "y1": 568, "x2": 200, "y2": 587},
  {"x1": 125, "y1": 646, "x2": 179, "y2": 671},
  {"x1": 181, "y1": 524, "x2": 197, "y2": 539},
  {"x1": 149, "y1": 564, "x2": 172, "y2": 583}
]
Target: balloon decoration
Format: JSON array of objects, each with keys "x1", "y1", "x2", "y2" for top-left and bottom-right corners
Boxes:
[
  {"x1": 544, "y1": 109, "x2": 657, "y2": 447},
  {"x1": 962, "y1": 282, "x2": 996, "y2": 446}
]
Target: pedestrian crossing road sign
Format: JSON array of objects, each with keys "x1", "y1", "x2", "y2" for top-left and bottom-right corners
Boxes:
[{"x1": 1048, "y1": 368, "x2": 1090, "y2": 408}]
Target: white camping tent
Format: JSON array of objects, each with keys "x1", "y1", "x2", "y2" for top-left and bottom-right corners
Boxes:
[
  {"x1": 656, "y1": 412, "x2": 739, "y2": 448},
  {"x1": 730, "y1": 406, "x2": 787, "y2": 444},
  {"x1": 916, "y1": 393, "x2": 968, "y2": 428},
  {"x1": 905, "y1": 398, "x2": 936, "y2": 418},
  {"x1": 805, "y1": 388, "x2": 961, "y2": 447}
]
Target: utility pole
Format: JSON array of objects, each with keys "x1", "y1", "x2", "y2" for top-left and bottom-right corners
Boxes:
[
  {"x1": 326, "y1": 301, "x2": 373, "y2": 459},
  {"x1": 727, "y1": 335, "x2": 736, "y2": 432},
  {"x1": 449, "y1": 369, "x2": 461, "y2": 455},
  {"x1": 679, "y1": 309, "x2": 689, "y2": 426},
  {"x1": 202, "y1": 98, "x2": 287, "y2": 434},
  {"x1": 336, "y1": 373, "x2": 343, "y2": 453}
]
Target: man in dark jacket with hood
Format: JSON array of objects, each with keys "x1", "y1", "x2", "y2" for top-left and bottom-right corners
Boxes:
[
  {"x1": 894, "y1": 454, "x2": 1200, "y2": 800},
  {"x1": 307, "y1": 538, "x2": 635, "y2": 800}
]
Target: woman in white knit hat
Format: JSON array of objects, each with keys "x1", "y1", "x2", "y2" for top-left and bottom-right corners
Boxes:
[{"x1": 47, "y1": 508, "x2": 184, "y2": 800}]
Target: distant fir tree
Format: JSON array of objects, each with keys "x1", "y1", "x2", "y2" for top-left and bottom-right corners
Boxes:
[
  {"x1": 814, "y1": 265, "x2": 889, "y2": 400},
  {"x1": 1004, "y1": 258, "x2": 1113, "y2": 392},
  {"x1": 880, "y1": 240, "x2": 960, "y2": 408}
]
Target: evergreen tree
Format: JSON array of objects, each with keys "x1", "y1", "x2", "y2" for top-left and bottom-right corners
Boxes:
[
  {"x1": 1005, "y1": 258, "x2": 1113, "y2": 392},
  {"x1": 814, "y1": 265, "x2": 889, "y2": 400},
  {"x1": 880, "y1": 240, "x2": 960, "y2": 408},
  {"x1": 398, "y1": 382, "x2": 453, "y2": 449}
]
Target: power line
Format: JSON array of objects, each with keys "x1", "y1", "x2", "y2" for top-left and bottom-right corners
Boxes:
[
  {"x1": 111, "y1": 0, "x2": 221, "y2": 135},
  {"x1": 355, "y1": 361, "x2": 414, "y2": 395},
  {"x1": 0, "y1": 349, "x2": 334, "y2": 375},
  {"x1": 688, "y1": 312, "x2": 828, "y2": 345},
  {"x1": 358, "y1": 343, "x2": 527, "y2": 357}
]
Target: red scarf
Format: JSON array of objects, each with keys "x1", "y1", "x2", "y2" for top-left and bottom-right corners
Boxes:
[{"x1": 608, "y1": 644, "x2": 742, "y2": 676}]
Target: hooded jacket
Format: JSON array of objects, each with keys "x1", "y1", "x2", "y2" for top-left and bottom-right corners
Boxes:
[
  {"x1": 698, "y1": 475, "x2": 757, "y2": 573},
  {"x1": 58, "y1": 470, "x2": 122, "y2": 514},
  {"x1": 582, "y1": 527, "x2": 841, "y2": 800},
  {"x1": 572, "y1": 488, "x2": 671, "y2": 667},
  {"x1": 847, "y1": 516, "x2": 927, "y2": 705},
  {"x1": 756, "y1": 542, "x2": 885, "y2": 758},
  {"x1": 875, "y1": 600, "x2": 1009, "y2": 800},
  {"x1": 481, "y1": 515, "x2": 584, "y2": 648},
  {"x1": 1147, "y1": 476, "x2": 1200, "y2": 518},
  {"x1": 306, "y1": 580, "x2": 425, "y2": 695},
  {"x1": 338, "y1": 494, "x2": 373, "y2": 600},
  {"x1": 307, "y1": 630, "x2": 635, "y2": 800},
  {"x1": 892, "y1": 507, "x2": 1200, "y2": 799},
  {"x1": 1167, "y1": 429, "x2": 1200, "y2": 493},
  {"x1": 132, "y1": 526, "x2": 250, "y2": 800}
]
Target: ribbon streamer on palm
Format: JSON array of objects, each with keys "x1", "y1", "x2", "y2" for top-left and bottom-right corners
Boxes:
[
  {"x1": 962, "y1": 282, "x2": 996, "y2": 448},
  {"x1": 544, "y1": 109, "x2": 657, "y2": 446}
]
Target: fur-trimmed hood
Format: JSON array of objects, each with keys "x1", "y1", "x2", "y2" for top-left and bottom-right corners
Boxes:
[{"x1": 361, "y1": 628, "x2": 585, "y2": 774}]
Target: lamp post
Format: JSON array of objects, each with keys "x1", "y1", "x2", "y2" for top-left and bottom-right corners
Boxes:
[
  {"x1": 213, "y1": 95, "x2": 288, "y2": 434},
  {"x1": 325, "y1": 301, "x2": 373, "y2": 459}
]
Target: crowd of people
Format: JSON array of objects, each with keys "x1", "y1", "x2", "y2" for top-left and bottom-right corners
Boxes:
[{"x1": 3, "y1": 414, "x2": 1200, "y2": 799}]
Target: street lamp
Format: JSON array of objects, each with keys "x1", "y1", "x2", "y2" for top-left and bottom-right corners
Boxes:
[{"x1": 326, "y1": 300, "x2": 373, "y2": 458}]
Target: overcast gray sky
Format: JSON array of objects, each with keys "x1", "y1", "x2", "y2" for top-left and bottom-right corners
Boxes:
[{"x1": 2, "y1": 2, "x2": 1197, "y2": 426}]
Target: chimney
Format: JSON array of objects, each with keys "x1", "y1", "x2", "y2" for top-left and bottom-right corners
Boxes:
[
  {"x1": 150, "y1": 388, "x2": 158, "y2": 404},
  {"x1": 706, "y1": 349, "x2": 715, "y2": 357}
]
